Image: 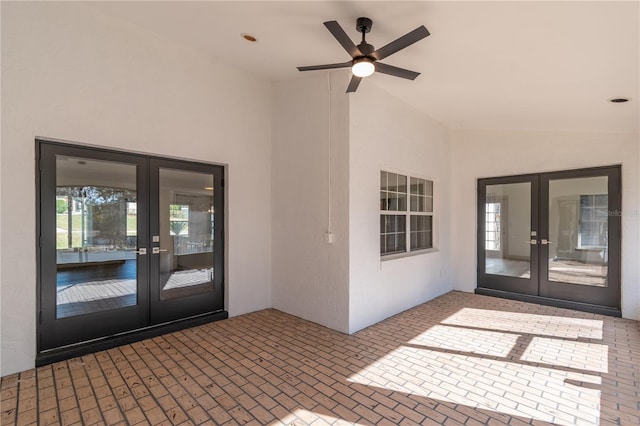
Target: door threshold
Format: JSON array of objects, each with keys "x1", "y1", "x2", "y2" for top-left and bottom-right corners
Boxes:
[
  {"x1": 36, "y1": 310, "x2": 228, "y2": 367},
  {"x1": 475, "y1": 288, "x2": 621, "y2": 317}
]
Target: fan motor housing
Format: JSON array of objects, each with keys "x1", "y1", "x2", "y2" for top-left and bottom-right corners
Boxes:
[
  {"x1": 356, "y1": 17, "x2": 373, "y2": 33},
  {"x1": 357, "y1": 43, "x2": 375, "y2": 56}
]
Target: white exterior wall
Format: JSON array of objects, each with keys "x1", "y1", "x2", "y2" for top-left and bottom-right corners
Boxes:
[
  {"x1": 450, "y1": 130, "x2": 640, "y2": 320},
  {"x1": 271, "y1": 73, "x2": 350, "y2": 333},
  {"x1": 1, "y1": 2, "x2": 272, "y2": 375},
  {"x1": 2, "y1": 0, "x2": 638, "y2": 379},
  {"x1": 348, "y1": 83, "x2": 453, "y2": 333}
]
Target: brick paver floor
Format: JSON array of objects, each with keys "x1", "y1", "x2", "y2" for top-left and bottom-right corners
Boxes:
[{"x1": 1, "y1": 291, "x2": 639, "y2": 425}]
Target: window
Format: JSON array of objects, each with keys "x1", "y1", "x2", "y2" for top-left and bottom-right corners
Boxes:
[
  {"x1": 485, "y1": 201, "x2": 502, "y2": 251},
  {"x1": 578, "y1": 194, "x2": 608, "y2": 248},
  {"x1": 380, "y1": 171, "x2": 433, "y2": 256},
  {"x1": 169, "y1": 204, "x2": 190, "y2": 237}
]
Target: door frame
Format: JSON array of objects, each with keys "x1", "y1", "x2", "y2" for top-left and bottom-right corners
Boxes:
[
  {"x1": 477, "y1": 174, "x2": 539, "y2": 295},
  {"x1": 36, "y1": 139, "x2": 228, "y2": 365},
  {"x1": 148, "y1": 158, "x2": 225, "y2": 325},
  {"x1": 538, "y1": 166, "x2": 621, "y2": 307},
  {"x1": 38, "y1": 142, "x2": 150, "y2": 350},
  {"x1": 476, "y1": 165, "x2": 622, "y2": 316}
]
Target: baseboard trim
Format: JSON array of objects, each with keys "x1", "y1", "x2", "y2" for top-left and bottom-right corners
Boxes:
[
  {"x1": 474, "y1": 288, "x2": 622, "y2": 317},
  {"x1": 36, "y1": 310, "x2": 228, "y2": 366}
]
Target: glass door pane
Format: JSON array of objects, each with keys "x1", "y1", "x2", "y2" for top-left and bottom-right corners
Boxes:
[
  {"x1": 547, "y1": 176, "x2": 608, "y2": 287},
  {"x1": 484, "y1": 182, "x2": 532, "y2": 278},
  {"x1": 477, "y1": 176, "x2": 538, "y2": 296},
  {"x1": 149, "y1": 159, "x2": 224, "y2": 325},
  {"x1": 539, "y1": 167, "x2": 620, "y2": 308},
  {"x1": 158, "y1": 168, "x2": 215, "y2": 300},
  {"x1": 55, "y1": 156, "x2": 138, "y2": 318},
  {"x1": 39, "y1": 142, "x2": 149, "y2": 352}
]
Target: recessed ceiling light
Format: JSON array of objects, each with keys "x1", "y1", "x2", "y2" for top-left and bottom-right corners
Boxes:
[
  {"x1": 241, "y1": 33, "x2": 258, "y2": 43},
  {"x1": 609, "y1": 97, "x2": 630, "y2": 103}
]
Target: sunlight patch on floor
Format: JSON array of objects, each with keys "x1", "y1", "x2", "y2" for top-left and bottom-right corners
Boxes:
[
  {"x1": 268, "y1": 409, "x2": 343, "y2": 426},
  {"x1": 348, "y1": 308, "x2": 607, "y2": 426},
  {"x1": 348, "y1": 346, "x2": 602, "y2": 426},
  {"x1": 408, "y1": 325, "x2": 519, "y2": 357},
  {"x1": 441, "y1": 307, "x2": 604, "y2": 339},
  {"x1": 521, "y1": 336, "x2": 608, "y2": 373}
]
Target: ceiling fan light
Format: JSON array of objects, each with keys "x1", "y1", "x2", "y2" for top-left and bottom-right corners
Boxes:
[{"x1": 352, "y1": 58, "x2": 375, "y2": 77}]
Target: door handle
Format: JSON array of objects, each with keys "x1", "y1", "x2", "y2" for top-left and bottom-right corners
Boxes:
[
  {"x1": 152, "y1": 247, "x2": 168, "y2": 254},
  {"x1": 541, "y1": 239, "x2": 553, "y2": 245},
  {"x1": 528, "y1": 239, "x2": 538, "y2": 245},
  {"x1": 134, "y1": 248, "x2": 147, "y2": 255}
]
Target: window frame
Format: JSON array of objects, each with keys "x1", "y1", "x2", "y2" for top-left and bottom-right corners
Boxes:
[
  {"x1": 577, "y1": 193, "x2": 608, "y2": 250},
  {"x1": 380, "y1": 170, "x2": 435, "y2": 259}
]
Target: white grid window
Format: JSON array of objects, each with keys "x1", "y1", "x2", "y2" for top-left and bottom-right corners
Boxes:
[
  {"x1": 380, "y1": 171, "x2": 433, "y2": 256},
  {"x1": 578, "y1": 194, "x2": 608, "y2": 249}
]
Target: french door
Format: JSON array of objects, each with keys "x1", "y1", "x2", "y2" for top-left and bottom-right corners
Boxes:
[
  {"x1": 477, "y1": 166, "x2": 621, "y2": 311},
  {"x1": 38, "y1": 141, "x2": 224, "y2": 352}
]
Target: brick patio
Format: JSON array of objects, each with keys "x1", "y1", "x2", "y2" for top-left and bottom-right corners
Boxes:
[{"x1": 1, "y1": 291, "x2": 639, "y2": 425}]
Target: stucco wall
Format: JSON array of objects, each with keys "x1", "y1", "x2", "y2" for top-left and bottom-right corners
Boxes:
[
  {"x1": 450, "y1": 129, "x2": 640, "y2": 320},
  {"x1": 1, "y1": 2, "x2": 273, "y2": 375}
]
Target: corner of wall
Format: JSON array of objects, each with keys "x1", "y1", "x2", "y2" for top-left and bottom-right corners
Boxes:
[{"x1": 270, "y1": 72, "x2": 351, "y2": 333}]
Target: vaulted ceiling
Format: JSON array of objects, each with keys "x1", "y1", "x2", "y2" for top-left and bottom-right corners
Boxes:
[{"x1": 89, "y1": 1, "x2": 639, "y2": 133}]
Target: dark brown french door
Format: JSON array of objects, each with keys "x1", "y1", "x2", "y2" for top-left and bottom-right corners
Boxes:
[
  {"x1": 38, "y1": 141, "x2": 224, "y2": 352},
  {"x1": 478, "y1": 166, "x2": 621, "y2": 311}
]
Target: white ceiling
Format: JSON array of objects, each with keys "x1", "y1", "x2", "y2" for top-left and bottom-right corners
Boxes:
[{"x1": 89, "y1": 1, "x2": 639, "y2": 133}]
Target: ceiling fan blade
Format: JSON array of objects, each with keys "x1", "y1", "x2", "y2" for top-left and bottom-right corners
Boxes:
[
  {"x1": 371, "y1": 25, "x2": 430, "y2": 61},
  {"x1": 374, "y1": 62, "x2": 421, "y2": 80},
  {"x1": 324, "y1": 21, "x2": 362, "y2": 58},
  {"x1": 346, "y1": 75, "x2": 362, "y2": 93},
  {"x1": 297, "y1": 62, "x2": 352, "y2": 72}
]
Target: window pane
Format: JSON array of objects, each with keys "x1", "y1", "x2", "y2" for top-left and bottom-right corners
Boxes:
[
  {"x1": 398, "y1": 175, "x2": 407, "y2": 193},
  {"x1": 381, "y1": 214, "x2": 406, "y2": 255},
  {"x1": 595, "y1": 207, "x2": 608, "y2": 221},
  {"x1": 410, "y1": 215, "x2": 432, "y2": 250},
  {"x1": 425, "y1": 180, "x2": 433, "y2": 196},
  {"x1": 385, "y1": 234, "x2": 396, "y2": 253},
  {"x1": 580, "y1": 195, "x2": 592, "y2": 207},
  {"x1": 397, "y1": 215, "x2": 406, "y2": 232},
  {"x1": 411, "y1": 195, "x2": 425, "y2": 212},
  {"x1": 410, "y1": 177, "x2": 424, "y2": 195},
  {"x1": 425, "y1": 231, "x2": 433, "y2": 248},
  {"x1": 388, "y1": 193, "x2": 398, "y2": 210},
  {"x1": 580, "y1": 207, "x2": 594, "y2": 220},
  {"x1": 425, "y1": 196, "x2": 433, "y2": 212},
  {"x1": 388, "y1": 173, "x2": 398, "y2": 192},
  {"x1": 397, "y1": 233, "x2": 406, "y2": 251},
  {"x1": 549, "y1": 177, "x2": 608, "y2": 286},
  {"x1": 380, "y1": 192, "x2": 388, "y2": 210},
  {"x1": 159, "y1": 168, "x2": 215, "y2": 301},
  {"x1": 397, "y1": 193, "x2": 407, "y2": 211},
  {"x1": 55, "y1": 156, "x2": 138, "y2": 319},
  {"x1": 381, "y1": 172, "x2": 434, "y2": 256}
]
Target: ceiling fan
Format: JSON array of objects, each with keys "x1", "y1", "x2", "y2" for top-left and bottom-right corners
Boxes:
[{"x1": 297, "y1": 17, "x2": 430, "y2": 93}]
